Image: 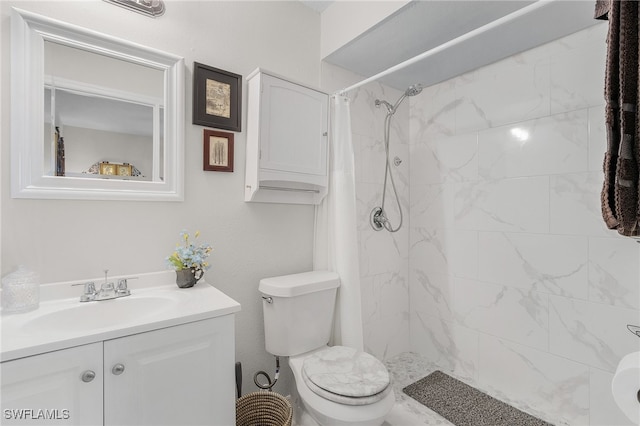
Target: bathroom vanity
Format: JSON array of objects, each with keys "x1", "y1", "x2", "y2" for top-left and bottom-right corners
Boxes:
[{"x1": 0, "y1": 271, "x2": 240, "y2": 425}]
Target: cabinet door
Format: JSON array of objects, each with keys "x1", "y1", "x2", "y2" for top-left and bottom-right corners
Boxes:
[
  {"x1": 259, "y1": 74, "x2": 328, "y2": 175},
  {"x1": 0, "y1": 343, "x2": 103, "y2": 426},
  {"x1": 104, "y1": 316, "x2": 235, "y2": 426}
]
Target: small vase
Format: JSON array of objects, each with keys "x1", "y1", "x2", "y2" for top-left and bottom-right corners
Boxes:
[{"x1": 175, "y1": 268, "x2": 204, "y2": 288}]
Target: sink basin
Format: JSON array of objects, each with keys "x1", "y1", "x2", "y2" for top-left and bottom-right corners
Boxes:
[
  {"x1": 1, "y1": 271, "x2": 241, "y2": 363},
  {"x1": 22, "y1": 295, "x2": 177, "y2": 333}
]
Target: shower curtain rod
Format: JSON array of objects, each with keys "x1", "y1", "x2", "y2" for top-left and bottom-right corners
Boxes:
[{"x1": 335, "y1": 0, "x2": 554, "y2": 96}]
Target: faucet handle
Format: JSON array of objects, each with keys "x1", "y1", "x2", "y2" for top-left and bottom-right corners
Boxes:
[
  {"x1": 116, "y1": 277, "x2": 135, "y2": 297},
  {"x1": 72, "y1": 281, "x2": 96, "y2": 302}
]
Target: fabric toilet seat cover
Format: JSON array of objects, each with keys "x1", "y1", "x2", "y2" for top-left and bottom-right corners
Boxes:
[{"x1": 301, "y1": 346, "x2": 390, "y2": 405}]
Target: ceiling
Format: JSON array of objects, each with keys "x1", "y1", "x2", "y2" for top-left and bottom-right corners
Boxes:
[
  {"x1": 322, "y1": 1, "x2": 603, "y2": 91},
  {"x1": 45, "y1": 88, "x2": 156, "y2": 137},
  {"x1": 299, "y1": 0, "x2": 333, "y2": 14}
]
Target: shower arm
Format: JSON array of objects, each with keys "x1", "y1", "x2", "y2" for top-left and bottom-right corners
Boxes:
[
  {"x1": 375, "y1": 94, "x2": 407, "y2": 116},
  {"x1": 391, "y1": 94, "x2": 407, "y2": 114}
]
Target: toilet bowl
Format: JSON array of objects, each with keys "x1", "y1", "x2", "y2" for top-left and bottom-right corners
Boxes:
[
  {"x1": 289, "y1": 346, "x2": 395, "y2": 426},
  {"x1": 259, "y1": 271, "x2": 395, "y2": 426}
]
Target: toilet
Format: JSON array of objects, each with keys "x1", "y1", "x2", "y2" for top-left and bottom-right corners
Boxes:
[{"x1": 259, "y1": 270, "x2": 395, "y2": 426}]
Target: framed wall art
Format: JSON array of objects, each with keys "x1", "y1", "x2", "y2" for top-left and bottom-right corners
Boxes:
[
  {"x1": 193, "y1": 62, "x2": 242, "y2": 132},
  {"x1": 203, "y1": 129, "x2": 234, "y2": 172}
]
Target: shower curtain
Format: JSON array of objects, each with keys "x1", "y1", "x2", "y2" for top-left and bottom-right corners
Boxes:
[{"x1": 314, "y1": 95, "x2": 364, "y2": 351}]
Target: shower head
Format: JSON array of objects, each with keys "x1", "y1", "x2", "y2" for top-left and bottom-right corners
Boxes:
[
  {"x1": 375, "y1": 83, "x2": 423, "y2": 115},
  {"x1": 405, "y1": 84, "x2": 423, "y2": 97}
]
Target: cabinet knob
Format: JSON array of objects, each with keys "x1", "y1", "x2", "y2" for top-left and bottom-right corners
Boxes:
[
  {"x1": 81, "y1": 370, "x2": 96, "y2": 383},
  {"x1": 112, "y1": 363, "x2": 125, "y2": 375}
]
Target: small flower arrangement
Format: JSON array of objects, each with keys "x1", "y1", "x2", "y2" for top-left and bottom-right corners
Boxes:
[{"x1": 167, "y1": 230, "x2": 212, "y2": 272}]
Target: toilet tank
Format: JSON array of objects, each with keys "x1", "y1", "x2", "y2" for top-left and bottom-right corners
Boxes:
[{"x1": 259, "y1": 270, "x2": 340, "y2": 357}]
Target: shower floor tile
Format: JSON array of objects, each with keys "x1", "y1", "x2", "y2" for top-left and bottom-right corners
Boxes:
[{"x1": 384, "y1": 352, "x2": 454, "y2": 425}]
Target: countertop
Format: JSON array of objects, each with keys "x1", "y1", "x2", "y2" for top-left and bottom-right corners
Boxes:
[{"x1": 0, "y1": 270, "x2": 241, "y2": 362}]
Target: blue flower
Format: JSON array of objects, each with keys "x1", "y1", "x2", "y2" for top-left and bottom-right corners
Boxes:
[{"x1": 166, "y1": 230, "x2": 213, "y2": 271}]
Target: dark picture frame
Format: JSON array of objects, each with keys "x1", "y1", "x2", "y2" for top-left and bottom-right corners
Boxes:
[
  {"x1": 193, "y1": 62, "x2": 242, "y2": 132},
  {"x1": 203, "y1": 129, "x2": 234, "y2": 172}
]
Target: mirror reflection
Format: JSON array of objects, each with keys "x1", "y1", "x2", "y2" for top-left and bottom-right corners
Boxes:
[
  {"x1": 12, "y1": 7, "x2": 184, "y2": 201},
  {"x1": 43, "y1": 41, "x2": 164, "y2": 182}
]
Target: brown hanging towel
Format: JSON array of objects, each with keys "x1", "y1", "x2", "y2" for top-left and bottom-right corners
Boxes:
[
  {"x1": 598, "y1": 0, "x2": 621, "y2": 230},
  {"x1": 596, "y1": 0, "x2": 640, "y2": 236}
]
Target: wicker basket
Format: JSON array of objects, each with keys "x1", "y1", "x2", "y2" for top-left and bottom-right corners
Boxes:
[{"x1": 236, "y1": 391, "x2": 293, "y2": 426}]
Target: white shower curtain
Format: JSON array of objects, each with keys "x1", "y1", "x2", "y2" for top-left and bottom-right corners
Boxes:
[{"x1": 314, "y1": 95, "x2": 364, "y2": 351}]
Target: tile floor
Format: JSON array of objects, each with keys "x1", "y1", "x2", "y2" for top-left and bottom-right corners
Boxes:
[
  {"x1": 383, "y1": 352, "x2": 453, "y2": 426},
  {"x1": 292, "y1": 351, "x2": 553, "y2": 426},
  {"x1": 383, "y1": 352, "x2": 560, "y2": 426}
]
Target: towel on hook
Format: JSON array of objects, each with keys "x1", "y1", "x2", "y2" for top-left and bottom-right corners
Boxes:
[{"x1": 597, "y1": 0, "x2": 640, "y2": 237}]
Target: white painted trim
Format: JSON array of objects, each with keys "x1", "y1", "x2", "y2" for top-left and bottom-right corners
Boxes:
[
  {"x1": 11, "y1": 7, "x2": 184, "y2": 201},
  {"x1": 44, "y1": 75, "x2": 164, "y2": 109}
]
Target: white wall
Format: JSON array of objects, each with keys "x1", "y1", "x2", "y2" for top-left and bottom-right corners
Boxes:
[
  {"x1": 409, "y1": 22, "x2": 640, "y2": 425},
  {"x1": 62, "y1": 126, "x2": 153, "y2": 178},
  {"x1": 45, "y1": 40, "x2": 164, "y2": 98},
  {"x1": 320, "y1": 0, "x2": 409, "y2": 58},
  {"x1": 1, "y1": 0, "x2": 321, "y2": 397}
]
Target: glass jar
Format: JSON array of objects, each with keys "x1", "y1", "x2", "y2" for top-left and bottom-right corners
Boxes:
[{"x1": 1, "y1": 265, "x2": 40, "y2": 314}]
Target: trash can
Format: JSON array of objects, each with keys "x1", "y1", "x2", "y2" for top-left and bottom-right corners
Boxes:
[{"x1": 236, "y1": 391, "x2": 292, "y2": 426}]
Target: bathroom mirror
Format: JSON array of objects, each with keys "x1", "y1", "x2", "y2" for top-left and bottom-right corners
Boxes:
[{"x1": 11, "y1": 8, "x2": 184, "y2": 201}]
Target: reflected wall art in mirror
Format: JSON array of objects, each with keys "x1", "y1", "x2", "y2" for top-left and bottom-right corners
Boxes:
[{"x1": 11, "y1": 8, "x2": 184, "y2": 201}]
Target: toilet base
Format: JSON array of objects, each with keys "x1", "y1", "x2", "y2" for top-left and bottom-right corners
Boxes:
[{"x1": 290, "y1": 388, "x2": 320, "y2": 426}]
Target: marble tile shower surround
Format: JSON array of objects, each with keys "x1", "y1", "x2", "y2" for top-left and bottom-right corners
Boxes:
[
  {"x1": 342, "y1": 21, "x2": 638, "y2": 426},
  {"x1": 347, "y1": 81, "x2": 411, "y2": 361},
  {"x1": 405, "y1": 22, "x2": 640, "y2": 426}
]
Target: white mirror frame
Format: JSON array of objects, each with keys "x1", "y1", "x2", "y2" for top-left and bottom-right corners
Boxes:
[{"x1": 11, "y1": 8, "x2": 184, "y2": 201}]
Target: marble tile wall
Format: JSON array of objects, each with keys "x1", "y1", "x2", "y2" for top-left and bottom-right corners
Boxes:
[
  {"x1": 347, "y1": 81, "x2": 412, "y2": 361},
  {"x1": 408, "y1": 22, "x2": 640, "y2": 425}
]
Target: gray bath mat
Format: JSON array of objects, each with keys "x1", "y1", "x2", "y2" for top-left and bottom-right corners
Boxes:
[{"x1": 403, "y1": 371, "x2": 553, "y2": 426}]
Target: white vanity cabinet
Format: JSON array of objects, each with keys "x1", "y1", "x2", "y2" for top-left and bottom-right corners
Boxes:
[
  {"x1": 1, "y1": 343, "x2": 103, "y2": 425},
  {"x1": 245, "y1": 69, "x2": 329, "y2": 204},
  {"x1": 105, "y1": 315, "x2": 235, "y2": 426},
  {"x1": 1, "y1": 316, "x2": 235, "y2": 426}
]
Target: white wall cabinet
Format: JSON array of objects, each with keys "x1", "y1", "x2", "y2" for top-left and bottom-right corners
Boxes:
[
  {"x1": 245, "y1": 69, "x2": 329, "y2": 204},
  {"x1": 1, "y1": 316, "x2": 235, "y2": 426}
]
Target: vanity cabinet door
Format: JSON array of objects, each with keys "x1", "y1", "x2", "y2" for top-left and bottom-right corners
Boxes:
[
  {"x1": 0, "y1": 343, "x2": 103, "y2": 425},
  {"x1": 103, "y1": 315, "x2": 235, "y2": 426}
]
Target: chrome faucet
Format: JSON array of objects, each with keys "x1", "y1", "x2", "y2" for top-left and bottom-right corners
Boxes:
[
  {"x1": 73, "y1": 270, "x2": 136, "y2": 302},
  {"x1": 96, "y1": 281, "x2": 117, "y2": 301},
  {"x1": 116, "y1": 277, "x2": 134, "y2": 297},
  {"x1": 73, "y1": 281, "x2": 97, "y2": 302}
]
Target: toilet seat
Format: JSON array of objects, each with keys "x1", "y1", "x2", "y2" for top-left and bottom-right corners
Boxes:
[
  {"x1": 301, "y1": 346, "x2": 391, "y2": 405},
  {"x1": 289, "y1": 349, "x2": 396, "y2": 426}
]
